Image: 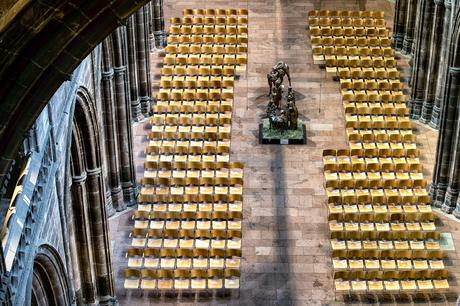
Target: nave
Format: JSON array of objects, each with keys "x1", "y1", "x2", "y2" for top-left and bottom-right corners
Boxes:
[{"x1": 108, "y1": 0, "x2": 460, "y2": 305}]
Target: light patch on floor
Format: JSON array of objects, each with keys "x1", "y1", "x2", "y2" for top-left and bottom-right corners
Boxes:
[{"x1": 440, "y1": 232, "x2": 455, "y2": 251}]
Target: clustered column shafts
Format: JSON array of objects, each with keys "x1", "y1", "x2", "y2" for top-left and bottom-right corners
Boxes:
[
  {"x1": 430, "y1": 0, "x2": 453, "y2": 128},
  {"x1": 152, "y1": 0, "x2": 166, "y2": 49},
  {"x1": 407, "y1": 0, "x2": 435, "y2": 119},
  {"x1": 111, "y1": 27, "x2": 136, "y2": 206},
  {"x1": 127, "y1": 16, "x2": 142, "y2": 121},
  {"x1": 135, "y1": 6, "x2": 152, "y2": 115},
  {"x1": 420, "y1": 0, "x2": 445, "y2": 123},
  {"x1": 101, "y1": 38, "x2": 124, "y2": 211},
  {"x1": 392, "y1": 0, "x2": 408, "y2": 50},
  {"x1": 85, "y1": 167, "x2": 116, "y2": 303},
  {"x1": 402, "y1": 0, "x2": 418, "y2": 54},
  {"x1": 70, "y1": 173, "x2": 97, "y2": 304}
]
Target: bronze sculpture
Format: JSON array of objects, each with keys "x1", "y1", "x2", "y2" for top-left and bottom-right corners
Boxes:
[{"x1": 266, "y1": 62, "x2": 298, "y2": 131}]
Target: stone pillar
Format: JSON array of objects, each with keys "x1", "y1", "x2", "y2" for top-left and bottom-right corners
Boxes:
[
  {"x1": 135, "y1": 6, "x2": 151, "y2": 115},
  {"x1": 420, "y1": 0, "x2": 445, "y2": 123},
  {"x1": 70, "y1": 173, "x2": 97, "y2": 304},
  {"x1": 85, "y1": 167, "x2": 116, "y2": 304},
  {"x1": 392, "y1": 0, "x2": 409, "y2": 50},
  {"x1": 101, "y1": 38, "x2": 124, "y2": 211},
  {"x1": 430, "y1": 66, "x2": 460, "y2": 210},
  {"x1": 126, "y1": 16, "x2": 142, "y2": 121},
  {"x1": 402, "y1": 0, "x2": 418, "y2": 54},
  {"x1": 111, "y1": 27, "x2": 136, "y2": 206},
  {"x1": 407, "y1": 0, "x2": 435, "y2": 119},
  {"x1": 429, "y1": 0, "x2": 453, "y2": 128},
  {"x1": 152, "y1": 0, "x2": 166, "y2": 49},
  {"x1": 442, "y1": 67, "x2": 460, "y2": 214}
]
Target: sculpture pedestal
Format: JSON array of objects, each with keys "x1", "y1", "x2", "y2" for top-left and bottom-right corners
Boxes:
[{"x1": 259, "y1": 119, "x2": 306, "y2": 144}]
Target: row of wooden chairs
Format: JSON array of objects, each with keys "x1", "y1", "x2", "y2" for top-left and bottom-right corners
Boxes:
[
  {"x1": 144, "y1": 154, "x2": 230, "y2": 165},
  {"x1": 328, "y1": 210, "x2": 434, "y2": 222},
  {"x1": 309, "y1": 17, "x2": 386, "y2": 28},
  {"x1": 310, "y1": 26, "x2": 389, "y2": 37},
  {"x1": 329, "y1": 203, "x2": 432, "y2": 213},
  {"x1": 333, "y1": 259, "x2": 444, "y2": 273},
  {"x1": 165, "y1": 44, "x2": 247, "y2": 55},
  {"x1": 345, "y1": 119, "x2": 412, "y2": 130},
  {"x1": 167, "y1": 35, "x2": 248, "y2": 45},
  {"x1": 169, "y1": 25, "x2": 248, "y2": 36},
  {"x1": 327, "y1": 190, "x2": 429, "y2": 206},
  {"x1": 336, "y1": 68, "x2": 401, "y2": 80},
  {"x1": 313, "y1": 45, "x2": 394, "y2": 57},
  {"x1": 328, "y1": 146, "x2": 418, "y2": 159},
  {"x1": 163, "y1": 54, "x2": 247, "y2": 66},
  {"x1": 151, "y1": 105, "x2": 232, "y2": 116},
  {"x1": 312, "y1": 36, "x2": 391, "y2": 47},
  {"x1": 342, "y1": 90, "x2": 405, "y2": 102},
  {"x1": 347, "y1": 128, "x2": 414, "y2": 139},
  {"x1": 170, "y1": 16, "x2": 247, "y2": 26},
  {"x1": 330, "y1": 238, "x2": 441, "y2": 252},
  {"x1": 328, "y1": 67, "x2": 399, "y2": 79},
  {"x1": 126, "y1": 248, "x2": 241, "y2": 268},
  {"x1": 136, "y1": 202, "x2": 242, "y2": 214},
  {"x1": 160, "y1": 65, "x2": 236, "y2": 76},
  {"x1": 327, "y1": 57, "x2": 396, "y2": 68},
  {"x1": 341, "y1": 79, "x2": 403, "y2": 91},
  {"x1": 141, "y1": 175, "x2": 242, "y2": 185},
  {"x1": 159, "y1": 78, "x2": 234, "y2": 89},
  {"x1": 167, "y1": 34, "x2": 248, "y2": 47},
  {"x1": 155, "y1": 90, "x2": 234, "y2": 101},
  {"x1": 129, "y1": 236, "x2": 241, "y2": 250},
  {"x1": 182, "y1": 9, "x2": 248, "y2": 17},
  {"x1": 124, "y1": 268, "x2": 240, "y2": 290},
  {"x1": 137, "y1": 192, "x2": 243, "y2": 203},
  {"x1": 143, "y1": 160, "x2": 243, "y2": 171},
  {"x1": 308, "y1": 10, "x2": 385, "y2": 19}
]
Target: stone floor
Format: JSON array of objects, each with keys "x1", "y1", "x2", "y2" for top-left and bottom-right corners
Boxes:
[{"x1": 109, "y1": 0, "x2": 460, "y2": 305}]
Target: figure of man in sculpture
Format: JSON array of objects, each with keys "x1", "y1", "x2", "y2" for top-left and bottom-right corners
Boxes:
[{"x1": 267, "y1": 61, "x2": 292, "y2": 108}]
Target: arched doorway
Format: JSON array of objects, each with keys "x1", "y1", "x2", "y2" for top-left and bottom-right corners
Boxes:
[
  {"x1": 31, "y1": 245, "x2": 69, "y2": 306},
  {"x1": 68, "y1": 88, "x2": 116, "y2": 304}
]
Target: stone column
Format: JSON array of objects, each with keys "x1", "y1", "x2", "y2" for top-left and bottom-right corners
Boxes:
[
  {"x1": 420, "y1": 0, "x2": 445, "y2": 123},
  {"x1": 70, "y1": 173, "x2": 97, "y2": 304},
  {"x1": 430, "y1": 65, "x2": 460, "y2": 210},
  {"x1": 429, "y1": 0, "x2": 453, "y2": 128},
  {"x1": 152, "y1": 0, "x2": 166, "y2": 49},
  {"x1": 402, "y1": 0, "x2": 418, "y2": 54},
  {"x1": 441, "y1": 67, "x2": 460, "y2": 214},
  {"x1": 111, "y1": 27, "x2": 136, "y2": 206},
  {"x1": 126, "y1": 16, "x2": 142, "y2": 121},
  {"x1": 85, "y1": 167, "x2": 116, "y2": 304},
  {"x1": 393, "y1": 0, "x2": 409, "y2": 50},
  {"x1": 407, "y1": 0, "x2": 435, "y2": 119},
  {"x1": 135, "y1": 6, "x2": 151, "y2": 115},
  {"x1": 101, "y1": 38, "x2": 124, "y2": 211}
]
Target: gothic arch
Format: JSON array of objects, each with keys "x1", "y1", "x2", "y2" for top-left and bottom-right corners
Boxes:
[
  {"x1": 69, "y1": 88, "x2": 115, "y2": 304},
  {"x1": 31, "y1": 245, "x2": 69, "y2": 306},
  {"x1": 0, "y1": 0, "x2": 151, "y2": 195}
]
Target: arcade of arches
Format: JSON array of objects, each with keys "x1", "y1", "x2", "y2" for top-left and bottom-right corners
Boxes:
[{"x1": 1, "y1": 0, "x2": 460, "y2": 305}]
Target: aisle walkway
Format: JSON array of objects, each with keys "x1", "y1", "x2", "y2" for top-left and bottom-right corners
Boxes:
[{"x1": 109, "y1": 0, "x2": 460, "y2": 304}]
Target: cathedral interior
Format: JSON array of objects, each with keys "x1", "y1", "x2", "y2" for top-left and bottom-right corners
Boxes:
[{"x1": 1, "y1": 0, "x2": 460, "y2": 305}]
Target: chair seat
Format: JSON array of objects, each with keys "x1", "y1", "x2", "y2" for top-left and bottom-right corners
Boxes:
[
  {"x1": 175, "y1": 279, "x2": 190, "y2": 289},
  {"x1": 124, "y1": 279, "x2": 139, "y2": 289},
  {"x1": 191, "y1": 279, "x2": 207, "y2": 289},
  {"x1": 141, "y1": 279, "x2": 156, "y2": 290},
  {"x1": 157, "y1": 279, "x2": 173, "y2": 289},
  {"x1": 225, "y1": 278, "x2": 240, "y2": 289},
  {"x1": 208, "y1": 279, "x2": 223, "y2": 289},
  {"x1": 417, "y1": 280, "x2": 433, "y2": 290}
]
